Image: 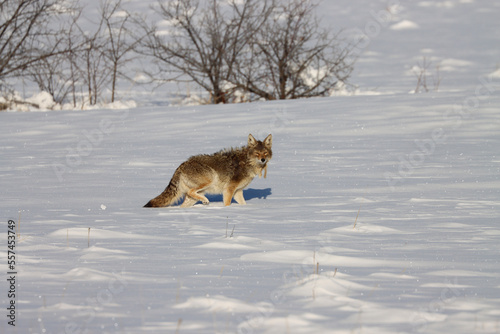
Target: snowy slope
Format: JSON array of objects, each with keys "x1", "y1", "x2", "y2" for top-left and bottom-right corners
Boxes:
[
  {"x1": 2, "y1": 93, "x2": 499, "y2": 333},
  {"x1": 2, "y1": 0, "x2": 500, "y2": 334}
]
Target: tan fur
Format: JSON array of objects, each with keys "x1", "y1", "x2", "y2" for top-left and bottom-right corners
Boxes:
[{"x1": 144, "y1": 134, "x2": 272, "y2": 208}]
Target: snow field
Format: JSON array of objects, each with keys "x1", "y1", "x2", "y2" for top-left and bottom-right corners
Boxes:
[
  {"x1": 1, "y1": 0, "x2": 500, "y2": 333},
  {"x1": 1, "y1": 92, "x2": 500, "y2": 333}
]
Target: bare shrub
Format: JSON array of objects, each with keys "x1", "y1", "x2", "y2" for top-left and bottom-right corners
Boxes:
[
  {"x1": 233, "y1": 0, "x2": 355, "y2": 100},
  {"x1": 140, "y1": 0, "x2": 272, "y2": 104},
  {"x1": 17, "y1": 0, "x2": 141, "y2": 108}
]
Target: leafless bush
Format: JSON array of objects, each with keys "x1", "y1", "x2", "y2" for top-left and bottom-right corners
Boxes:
[
  {"x1": 3, "y1": 0, "x2": 141, "y2": 108},
  {"x1": 71, "y1": 0, "x2": 148, "y2": 106},
  {"x1": 2, "y1": 0, "x2": 356, "y2": 108},
  {"x1": 140, "y1": 0, "x2": 353, "y2": 103},
  {"x1": 101, "y1": 0, "x2": 143, "y2": 102},
  {"x1": 0, "y1": 0, "x2": 85, "y2": 109},
  {"x1": 25, "y1": 4, "x2": 108, "y2": 107},
  {"x1": 26, "y1": 53, "x2": 75, "y2": 105},
  {"x1": 233, "y1": 0, "x2": 355, "y2": 100},
  {"x1": 140, "y1": 0, "x2": 271, "y2": 104},
  {"x1": 25, "y1": 8, "x2": 82, "y2": 105},
  {"x1": 0, "y1": 0, "x2": 78, "y2": 80}
]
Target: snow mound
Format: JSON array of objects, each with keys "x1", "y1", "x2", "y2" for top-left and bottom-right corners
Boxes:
[
  {"x1": 489, "y1": 68, "x2": 500, "y2": 78},
  {"x1": 26, "y1": 91, "x2": 59, "y2": 110},
  {"x1": 390, "y1": 20, "x2": 420, "y2": 30},
  {"x1": 1, "y1": 89, "x2": 137, "y2": 111},
  {"x1": 418, "y1": 1, "x2": 456, "y2": 8},
  {"x1": 175, "y1": 295, "x2": 273, "y2": 314}
]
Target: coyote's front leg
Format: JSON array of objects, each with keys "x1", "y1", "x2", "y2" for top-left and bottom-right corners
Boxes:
[
  {"x1": 223, "y1": 183, "x2": 239, "y2": 206},
  {"x1": 233, "y1": 189, "x2": 246, "y2": 205}
]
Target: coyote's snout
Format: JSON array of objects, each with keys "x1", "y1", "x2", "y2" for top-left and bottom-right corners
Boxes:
[{"x1": 144, "y1": 134, "x2": 272, "y2": 208}]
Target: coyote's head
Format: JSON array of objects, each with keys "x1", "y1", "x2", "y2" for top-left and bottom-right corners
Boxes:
[{"x1": 247, "y1": 134, "x2": 272, "y2": 167}]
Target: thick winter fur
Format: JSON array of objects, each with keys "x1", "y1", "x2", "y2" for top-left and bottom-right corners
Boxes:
[{"x1": 144, "y1": 134, "x2": 272, "y2": 208}]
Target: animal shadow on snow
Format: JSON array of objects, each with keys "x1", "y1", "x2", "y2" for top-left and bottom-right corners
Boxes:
[{"x1": 206, "y1": 188, "x2": 272, "y2": 205}]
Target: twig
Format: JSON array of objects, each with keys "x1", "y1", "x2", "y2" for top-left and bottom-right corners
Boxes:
[
  {"x1": 220, "y1": 266, "x2": 225, "y2": 278},
  {"x1": 433, "y1": 63, "x2": 442, "y2": 92},
  {"x1": 175, "y1": 318, "x2": 183, "y2": 334},
  {"x1": 353, "y1": 205, "x2": 361, "y2": 229},
  {"x1": 413, "y1": 56, "x2": 442, "y2": 93}
]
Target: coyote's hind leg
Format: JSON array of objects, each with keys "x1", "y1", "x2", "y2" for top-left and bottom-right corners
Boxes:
[
  {"x1": 180, "y1": 196, "x2": 197, "y2": 208},
  {"x1": 185, "y1": 181, "x2": 211, "y2": 205}
]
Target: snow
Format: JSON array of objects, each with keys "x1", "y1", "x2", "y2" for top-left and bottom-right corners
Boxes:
[
  {"x1": 26, "y1": 92, "x2": 59, "y2": 111},
  {"x1": 1, "y1": 0, "x2": 500, "y2": 333},
  {"x1": 490, "y1": 69, "x2": 500, "y2": 79},
  {"x1": 390, "y1": 20, "x2": 420, "y2": 30}
]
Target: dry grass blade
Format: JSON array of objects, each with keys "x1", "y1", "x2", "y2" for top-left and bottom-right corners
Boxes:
[
  {"x1": 175, "y1": 318, "x2": 182, "y2": 334},
  {"x1": 353, "y1": 205, "x2": 361, "y2": 229}
]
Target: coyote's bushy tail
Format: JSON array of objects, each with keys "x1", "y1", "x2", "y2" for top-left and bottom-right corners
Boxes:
[{"x1": 143, "y1": 170, "x2": 183, "y2": 207}]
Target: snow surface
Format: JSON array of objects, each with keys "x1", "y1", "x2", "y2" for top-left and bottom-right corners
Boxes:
[{"x1": 1, "y1": 0, "x2": 500, "y2": 333}]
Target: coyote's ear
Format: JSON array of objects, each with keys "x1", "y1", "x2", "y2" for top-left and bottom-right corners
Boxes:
[
  {"x1": 263, "y1": 134, "x2": 272, "y2": 148},
  {"x1": 248, "y1": 134, "x2": 257, "y2": 146}
]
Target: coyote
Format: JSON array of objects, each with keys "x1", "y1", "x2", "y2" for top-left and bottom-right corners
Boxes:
[{"x1": 144, "y1": 134, "x2": 272, "y2": 208}]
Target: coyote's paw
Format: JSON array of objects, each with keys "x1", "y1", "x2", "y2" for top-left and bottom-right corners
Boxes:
[{"x1": 202, "y1": 199, "x2": 209, "y2": 205}]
